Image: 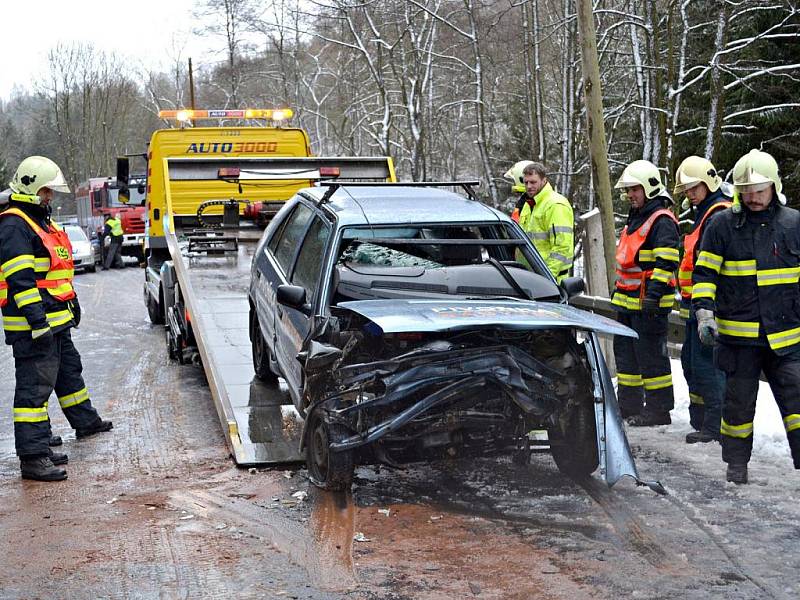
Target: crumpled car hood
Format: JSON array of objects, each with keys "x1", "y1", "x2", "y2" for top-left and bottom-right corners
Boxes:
[{"x1": 336, "y1": 299, "x2": 636, "y2": 338}]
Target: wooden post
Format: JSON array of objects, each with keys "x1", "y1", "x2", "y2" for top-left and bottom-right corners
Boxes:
[
  {"x1": 576, "y1": 0, "x2": 617, "y2": 291},
  {"x1": 580, "y1": 208, "x2": 616, "y2": 374}
]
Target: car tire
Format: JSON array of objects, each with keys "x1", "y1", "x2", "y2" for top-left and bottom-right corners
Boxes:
[
  {"x1": 549, "y1": 398, "x2": 599, "y2": 478},
  {"x1": 86, "y1": 265, "x2": 96, "y2": 273},
  {"x1": 251, "y1": 315, "x2": 278, "y2": 383},
  {"x1": 306, "y1": 409, "x2": 354, "y2": 491}
]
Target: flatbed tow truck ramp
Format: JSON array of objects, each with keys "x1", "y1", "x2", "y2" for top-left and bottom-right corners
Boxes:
[{"x1": 157, "y1": 156, "x2": 396, "y2": 466}]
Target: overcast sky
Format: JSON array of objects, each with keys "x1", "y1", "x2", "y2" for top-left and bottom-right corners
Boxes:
[{"x1": 1, "y1": 0, "x2": 219, "y2": 99}]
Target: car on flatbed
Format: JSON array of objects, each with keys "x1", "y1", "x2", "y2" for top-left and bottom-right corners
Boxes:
[{"x1": 248, "y1": 182, "x2": 657, "y2": 492}]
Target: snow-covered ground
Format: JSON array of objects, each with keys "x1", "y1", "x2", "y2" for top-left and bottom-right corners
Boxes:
[{"x1": 666, "y1": 358, "x2": 790, "y2": 460}]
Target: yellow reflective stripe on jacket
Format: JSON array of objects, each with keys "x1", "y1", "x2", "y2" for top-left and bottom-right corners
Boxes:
[
  {"x1": 692, "y1": 282, "x2": 716, "y2": 300},
  {"x1": 552, "y1": 225, "x2": 573, "y2": 234},
  {"x1": 659, "y1": 295, "x2": 675, "y2": 308},
  {"x1": 643, "y1": 374, "x2": 673, "y2": 390},
  {"x1": 638, "y1": 249, "x2": 655, "y2": 261},
  {"x1": 679, "y1": 306, "x2": 690, "y2": 320},
  {"x1": 34, "y1": 257, "x2": 50, "y2": 272},
  {"x1": 43, "y1": 282, "x2": 74, "y2": 298},
  {"x1": 1, "y1": 254, "x2": 35, "y2": 277},
  {"x1": 689, "y1": 392, "x2": 704, "y2": 406},
  {"x1": 696, "y1": 251, "x2": 722, "y2": 272},
  {"x1": 58, "y1": 387, "x2": 90, "y2": 409},
  {"x1": 784, "y1": 414, "x2": 800, "y2": 433},
  {"x1": 653, "y1": 247, "x2": 679, "y2": 261},
  {"x1": 13, "y1": 287, "x2": 42, "y2": 308},
  {"x1": 2, "y1": 309, "x2": 73, "y2": 332},
  {"x1": 756, "y1": 267, "x2": 800, "y2": 287},
  {"x1": 528, "y1": 231, "x2": 548, "y2": 240},
  {"x1": 650, "y1": 268, "x2": 673, "y2": 283},
  {"x1": 617, "y1": 372, "x2": 643, "y2": 387},
  {"x1": 47, "y1": 269, "x2": 74, "y2": 280},
  {"x1": 720, "y1": 419, "x2": 754, "y2": 439},
  {"x1": 717, "y1": 318, "x2": 759, "y2": 338},
  {"x1": 767, "y1": 326, "x2": 800, "y2": 350},
  {"x1": 720, "y1": 260, "x2": 757, "y2": 276},
  {"x1": 13, "y1": 406, "x2": 49, "y2": 423}
]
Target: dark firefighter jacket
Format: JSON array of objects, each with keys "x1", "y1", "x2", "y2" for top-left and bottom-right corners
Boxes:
[
  {"x1": 611, "y1": 197, "x2": 680, "y2": 313},
  {"x1": 0, "y1": 202, "x2": 77, "y2": 344},
  {"x1": 677, "y1": 189, "x2": 732, "y2": 317},
  {"x1": 692, "y1": 197, "x2": 800, "y2": 354}
]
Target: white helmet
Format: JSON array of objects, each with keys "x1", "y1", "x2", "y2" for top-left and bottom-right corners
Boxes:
[
  {"x1": 732, "y1": 149, "x2": 781, "y2": 196},
  {"x1": 674, "y1": 156, "x2": 721, "y2": 195},
  {"x1": 615, "y1": 160, "x2": 666, "y2": 200},
  {"x1": 503, "y1": 160, "x2": 534, "y2": 194},
  {"x1": 9, "y1": 156, "x2": 70, "y2": 204}
]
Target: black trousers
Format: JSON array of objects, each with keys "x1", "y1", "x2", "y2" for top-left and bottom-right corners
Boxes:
[
  {"x1": 103, "y1": 238, "x2": 123, "y2": 269},
  {"x1": 614, "y1": 312, "x2": 674, "y2": 417},
  {"x1": 714, "y1": 343, "x2": 800, "y2": 468},
  {"x1": 12, "y1": 329, "x2": 102, "y2": 458}
]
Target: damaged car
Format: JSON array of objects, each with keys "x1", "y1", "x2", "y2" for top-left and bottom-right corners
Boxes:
[{"x1": 249, "y1": 182, "x2": 664, "y2": 494}]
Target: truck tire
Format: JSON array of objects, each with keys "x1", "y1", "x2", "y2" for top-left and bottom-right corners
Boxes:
[
  {"x1": 251, "y1": 315, "x2": 278, "y2": 382},
  {"x1": 146, "y1": 292, "x2": 163, "y2": 325},
  {"x1": 306, "y1": 409, "x2": 354, "y2": 491},
  {"x1": 548, "y1": 397, "x2": 599, "y2": 478}
]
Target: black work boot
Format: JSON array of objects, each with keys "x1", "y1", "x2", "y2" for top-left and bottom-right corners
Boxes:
[
  {"x1": 627, "y1": 411, "x2": 671, "y2": 427},
  {"x1": 726, "y1": 463, "x2": 748, "y2": 484},
  {"x1": 49, "y1": 435, "x2": 63, "y2": 447},
  {"x1": 20, "y1": 457, "x2": 68, "y2": 482},
  {"x1": 685, "y1": 431, "x2": 720, "y2": 444},
  {"x1": 48, "y1": 450, "x2": 69, "y2": 466},
  {"x1": 76, "y1": 419, "x2": 114, "y2": 439}
]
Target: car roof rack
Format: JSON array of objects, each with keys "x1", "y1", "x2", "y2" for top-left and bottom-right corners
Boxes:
[{"x1": 318, "y1": 180, "x2": 482, "y2": 205}]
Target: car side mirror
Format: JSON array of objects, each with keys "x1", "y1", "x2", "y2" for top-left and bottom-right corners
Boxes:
[
  {"x1": 560, "y1": 276, "x2": 585, "y2": 299},
  {"x1": 277, "y1": 284, "x2": 312, "y2": 315}
]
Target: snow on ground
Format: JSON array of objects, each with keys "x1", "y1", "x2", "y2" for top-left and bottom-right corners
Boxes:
[{"x1": 666, "y1": 359, "x2": 791, "y2": 461}]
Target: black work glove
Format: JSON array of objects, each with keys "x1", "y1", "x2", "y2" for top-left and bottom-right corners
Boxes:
[
  {"x1": 641, "y1": 296, "x2": 660, "y2": 315},
  {"x1": 31, "y1": 327, "x2": 54, "y2": 350},
  {"x1": 70, "y1": 297, "x2": 81, "y2": 328}
]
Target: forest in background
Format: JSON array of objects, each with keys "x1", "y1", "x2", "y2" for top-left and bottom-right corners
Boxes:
[{"x1": 1, "y1": 0, "x2": 798, "y2": 219}]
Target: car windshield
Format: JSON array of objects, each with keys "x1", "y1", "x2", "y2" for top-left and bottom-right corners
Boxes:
[{"x1": 65, "y1": 225, "x2": 89, "y2": 243}]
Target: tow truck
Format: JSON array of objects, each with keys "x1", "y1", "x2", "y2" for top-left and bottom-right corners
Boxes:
[{"x1": 125, "y1": 108, "x2": 396, "y2": 465}]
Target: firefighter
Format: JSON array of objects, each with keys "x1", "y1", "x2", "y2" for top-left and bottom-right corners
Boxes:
[
  {"x1": 692, "y1": 149, "x2": 800, "y2": 484},
  {"x1": 0, "y1": 156, "x2": 113, "y2": 482},
  {"x1": 504, "y1": 160, "x2": 534, "y2": 223},
  {"x1": 510, "y1": 162, "x2": 574, "y2": 283},
  {"x1": 674, "y1": 156, "x2": 731, "y2": 443},
  {"x1": 611, "y1": 160, "x2": 680, "y2": 426},
  {"x1": 102, "y1": 213, "x2": 124, "y2": 270}
]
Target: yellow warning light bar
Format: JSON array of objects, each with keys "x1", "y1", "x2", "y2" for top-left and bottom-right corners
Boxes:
[{"x1": 158, "y1": 108, "x2": 294, "y2": 121}]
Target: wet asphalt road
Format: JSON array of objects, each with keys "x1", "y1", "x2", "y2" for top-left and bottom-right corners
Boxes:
[{"x1": 1, "y1": 266, "x2": 799, "y2": 599}]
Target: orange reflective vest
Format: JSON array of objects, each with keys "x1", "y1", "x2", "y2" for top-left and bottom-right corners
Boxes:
[
  {"x1": 615, "y1": 208, "x2": 679, "y2": 292},
  {"x1": 678, "y1": 201, "x2": 732, "y2": 299},
  {"x1": 0, "y1": 208, "x2": 76, "y2": 307}
]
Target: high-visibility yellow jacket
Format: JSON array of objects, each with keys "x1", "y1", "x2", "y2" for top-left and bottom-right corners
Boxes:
[
  {"x1": 517, "y1": 182, "x2": 574, "y2": 282},
  {"x1": 105, "y1": 217, "x2": 123, "y2": 238}
]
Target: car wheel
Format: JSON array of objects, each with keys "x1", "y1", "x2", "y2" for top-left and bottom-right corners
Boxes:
[
  {"x1": 165, "y1": 322, "x2": 179, "y2": 361},
  {"x1": 306, "y1": 409, "x2": 354, "y2": 491},
  {"x1": 86, "y1": 265, "x2": 96, "y2": 273},
  {"x1": 548, "y1": 398, "x2": 599, "y2": 478},
  {"x1": 251, "y1": 315, "x2": 278, "y2": 382}
]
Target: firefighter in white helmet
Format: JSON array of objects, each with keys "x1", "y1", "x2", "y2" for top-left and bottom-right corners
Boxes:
[
  {"x1": 674, "y1": 156, "x2": 731, "y2": 444},
  {"x1": 611, "y1": 160, "x2": 680, "y2": 426},
  {"x1": 692, "y1": 149, "x2": 800, "y2": 484},
  {"x1": 0, "y1": 156, "x2": 113, "y2": 482},
  {"x1": 503, "y1": 160, "x2": 534, "y2": 223},
  {"x1": 505, "y1": 161, "x2": 574, "y2": 283}
]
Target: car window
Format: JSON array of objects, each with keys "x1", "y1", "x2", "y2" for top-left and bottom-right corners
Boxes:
[
  {"x1": 65, "y1": 226, "x2": 88, "y2": 243},
  {"x1": 270, "y1": 203, "x2": 313, "y2": 275},
  {"x1": 291, "y1": 217, "x2": 331, "y2": 294}
]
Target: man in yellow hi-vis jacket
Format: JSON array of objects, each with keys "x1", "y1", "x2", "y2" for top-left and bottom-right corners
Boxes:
[{"x1": 515, "y1": 162, "x2": 574, "y2": 283}]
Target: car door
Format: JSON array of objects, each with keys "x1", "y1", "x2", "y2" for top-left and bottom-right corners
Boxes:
[{"x1": 275, "y1": 215, "x2": 332, "y2": 407}]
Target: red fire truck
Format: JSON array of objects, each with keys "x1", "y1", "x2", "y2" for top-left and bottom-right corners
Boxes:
[{"x1": 75, "y1": 176, "x2": 146, "y2": 263}]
